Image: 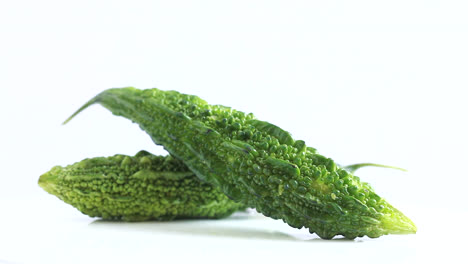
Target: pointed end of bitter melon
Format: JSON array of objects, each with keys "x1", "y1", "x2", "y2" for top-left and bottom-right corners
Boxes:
[
  {"x1": 379, "y1": 208, "x2": 417, "y2": 236},
  {"x1": 38, "y1": 167, "x2": 61, "y2": 195}
]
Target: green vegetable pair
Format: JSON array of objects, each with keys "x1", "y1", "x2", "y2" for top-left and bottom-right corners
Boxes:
[{"x1": 40, "y1": 87, "x2": 416, "y2": 239}]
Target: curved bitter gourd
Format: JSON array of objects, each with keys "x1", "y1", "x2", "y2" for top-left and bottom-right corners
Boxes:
[
  {"x1": 65, "y1": 87, "x2": 417, "y2": 238},
  {"x1": 39, "y1": 151, "x2": 245, "y2": 221}
]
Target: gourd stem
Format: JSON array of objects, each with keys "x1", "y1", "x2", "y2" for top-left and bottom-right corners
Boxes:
[
  {"x1": 62, "y1": 95, "x2": 100, "y2": 125},
  {"x1": 344, "y1": 163, "x2": 407, "y2": 173}
]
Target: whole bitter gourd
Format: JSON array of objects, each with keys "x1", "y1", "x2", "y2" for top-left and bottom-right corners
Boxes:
[
  {"x1": 39, "y1": 150, "x2": 245, "y2": 221},
  {"x1": 65, "y1": 87, "x2": 417, "y2": 238}
]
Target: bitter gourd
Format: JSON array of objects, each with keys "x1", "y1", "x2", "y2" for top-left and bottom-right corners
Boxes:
[
  {"x1": 65, "y1": 87, "x2": 417, "y2": 238},
  {"x1": 39, "y1": 150, "x2": 245, "y2": 221}
]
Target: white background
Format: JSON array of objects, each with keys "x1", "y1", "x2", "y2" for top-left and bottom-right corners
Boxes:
[{"x1": 1, "y1": 1, "x2": 467, "y2": 263}]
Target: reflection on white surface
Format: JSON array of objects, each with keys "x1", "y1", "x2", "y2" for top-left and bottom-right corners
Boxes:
[
  {"x1": 88, "y1": 210, "x2": 359, "y2": 242},
  {"x1": 0, "y1": 197, "x2": 465, "y2": 264}
]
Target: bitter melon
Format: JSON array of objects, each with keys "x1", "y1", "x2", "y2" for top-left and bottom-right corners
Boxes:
[
  {"x1": 65, "y1": 87, "x2": 417, "y2": 238},
  {"x1": 39, "y1": 150, "x2": 245, "y2": 221}
]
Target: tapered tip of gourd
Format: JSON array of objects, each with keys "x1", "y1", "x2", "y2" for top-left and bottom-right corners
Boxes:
[
  {"x1": 380, "y1": 209, "x2": 417, "y2": 235},
  {"x1": 38, "y1": 168, "x2": 60, "y2": 194}
]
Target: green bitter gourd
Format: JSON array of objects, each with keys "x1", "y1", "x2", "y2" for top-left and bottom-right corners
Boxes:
[
  {"x1": 39, "y1": 150, "x2": 245, "y2": 221},
  {"x1": 65, "y1": 87, "x2": 417, "y2": 238}
]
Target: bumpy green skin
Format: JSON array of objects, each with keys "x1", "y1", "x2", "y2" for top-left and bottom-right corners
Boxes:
[
  {"x1": 66, "y1": 87, "x2": 417, "y2": 238},
  {"x1": 39, "y1": 151, "x2": 245, "y2": 221}
]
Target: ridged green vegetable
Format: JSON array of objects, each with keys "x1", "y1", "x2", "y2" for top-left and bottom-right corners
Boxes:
[
  {"x1": 65, "y1": 87, "x2": 417, "y2": 239},
  {"x1": 39, "y1": 150, "x2": 245, "y2": 221}
]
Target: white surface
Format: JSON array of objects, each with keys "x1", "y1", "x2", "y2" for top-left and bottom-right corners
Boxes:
[
  {"x1": 0, "y1": 199, "x2": 466, "y2": 264},
  {"x1": 1, "y1": 1, "x2": 467, "y2": 263}
]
